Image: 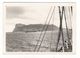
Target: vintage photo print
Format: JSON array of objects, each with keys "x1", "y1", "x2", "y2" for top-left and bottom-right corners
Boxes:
[{"x1": 4, "y1": 3, "x2": 75, "y2": 53}]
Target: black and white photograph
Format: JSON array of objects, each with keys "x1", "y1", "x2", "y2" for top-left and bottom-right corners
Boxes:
[{"x1": 5, "y1": 3, "x2": 75, "y2": 52}]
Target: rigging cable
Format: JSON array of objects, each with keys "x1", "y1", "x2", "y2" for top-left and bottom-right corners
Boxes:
[
  {"x1": 64, "y1": 9, "x2": 69, "y2": 41},
  {"x1": 50, "y1": 7, "x2": 55, "y2": 51},
  {"x1": 71, "y1": 6, "x2": 73, "y2": 16},
  {"x1": 60, "y1": 6, "x2": 65, "y2": 52},
  {"x1": 68, "y1": 6, "x2": 73, "y2": 50},
  {"x1": 68, "y1": 6, "x2": 72, "y2": 29},
  {"x1": 64, "y1": 7, "x2": 71, "y2": 46},
  {"x1": 36, "y1": 6, "x2": 55, "y2": 52},
  {"x1": 34, "y1": 6, "x2": 52, "y2": 52},
  {"x1": 56, "y1": 6, "x2": 64, "y2": 52}
]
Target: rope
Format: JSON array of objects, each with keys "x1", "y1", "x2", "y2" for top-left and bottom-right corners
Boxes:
[
  {"x1": 64, "y1": 7, "x2": 71, "y2": 46},
  {"x1": 50, "y1": 9, "x2": 55, "y2": 51},
  {"x1": 36, "y1": 7, "x2": 55, "y2": 52},
  {"x1": 68, "y1": 6, "x2": 72, "y2": 29},
  {"x1": 34, "y1": 6, "x2": 52, "y2": 52},
  {"x1": 71, "y1": 6, "x2": 73, "y2": 15},
  {"x1": 64, "y1": 9, "x2": 69, "y2": 39},
  {"x1": 56, "y1": 6, "x2": 64, "y2": 52}
]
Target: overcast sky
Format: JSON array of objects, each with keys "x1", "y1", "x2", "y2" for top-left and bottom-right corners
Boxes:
[{"x1": 5, "y1": 4, "x2": 72, "y2": 32}]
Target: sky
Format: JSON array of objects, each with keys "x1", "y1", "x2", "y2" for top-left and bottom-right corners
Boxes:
[{"x1": 5, "y1": 3, "x2": 73, "y2": 32}]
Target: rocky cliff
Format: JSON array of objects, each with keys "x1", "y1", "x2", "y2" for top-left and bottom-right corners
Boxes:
[{"x1": 13, "y1": 23, "x2": 58, "y2": 32}]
